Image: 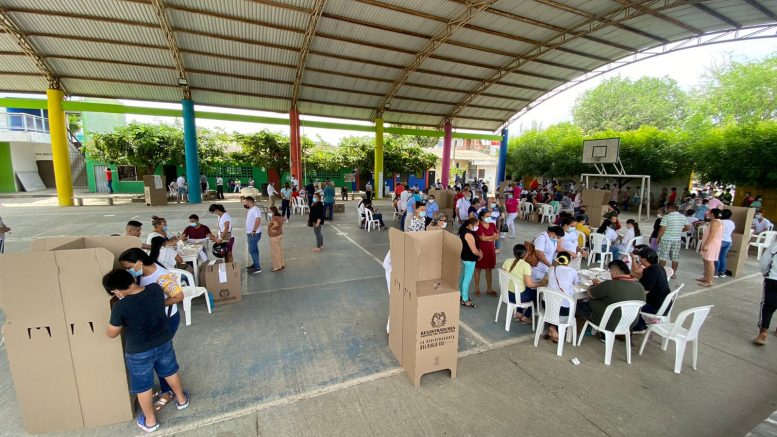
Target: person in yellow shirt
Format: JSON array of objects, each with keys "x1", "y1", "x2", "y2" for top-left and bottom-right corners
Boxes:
[
  {"x1": 575, "y1": 214, "x2": 591, "y2": 248},
  {"x1": 502, "y1": 244, "x2": 543, "y2": 324}
]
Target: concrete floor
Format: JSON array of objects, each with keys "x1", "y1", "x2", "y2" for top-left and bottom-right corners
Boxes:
[{"x1": 0, "y1": 196, "x2": 775, "y2": 437}]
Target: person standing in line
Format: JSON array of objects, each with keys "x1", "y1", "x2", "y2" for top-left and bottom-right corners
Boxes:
[
  {"x1": 280, "y1": 182, "x2": 293, "y2": 221},
  {"x1": 716, "y1": 209, "x2": 736, "y2": 278},
  {"x1": 656, "y1": 203, "x2": 690, "y2": 279},
  {"x1": 754, "y1": 240, "x2": 777, "y2": 345},
  {"x1": 309, "y1": 193, "x2": 325, "y2": 252},
  {"x1": 208, "y1": 204, "x2": 234, "y2": 263},
  {"x1": 0, "y1": 215, "x2": 9, "y2": 254},
  {"x1": 268, "y1": 206, "x2": 285, "y2": 272},
  {"x1": 474, "y1": 210, "x2": 498, "y2": 297},
  {"x1": 233, "y1": 179, "x2": 242, "y2": 193},
  {"x1": 105, "y1": 167, "x2": 114, "y2": 194},
  {"x1": 323, "y1": 181, "x2": 336, "y2": 221},
  {"x1": 305, "y1": 179, "x2": 315, "y2": 207},
  {"x1": 215, "y1": 176, "x2": 224, "y2": 199},
  {"x1": 459, "y1": 217, "x2": 482, "y2": 308},
  {"x1": 243, "y1": 196, "x2": 263, "y2": 274},
  {"x1": 504, "y1": 192, "x2": 518, "y2": 238},
  {"x1": 266, "y1": 182, "x2": 277, "y2": 208},
  {"x1": 199, "y1": 174, "x2": 207, "y2": 193},
  {"x1": 698, "y1": 208, "x2": 723, "y2": 287},
  {"x1": 102, "y1": 269, "x2": 189, "y2": 433},
  {"x1": 176, "y1": 174, "x2": 187, "y2": 203}
]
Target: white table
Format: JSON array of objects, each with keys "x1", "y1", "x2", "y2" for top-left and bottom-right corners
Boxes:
[{"x1": 179, "y1": 242, "x2": 205, "y2": 285}]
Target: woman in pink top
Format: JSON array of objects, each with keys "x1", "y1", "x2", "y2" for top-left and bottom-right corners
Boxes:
[
  {"x1": 504, "y1": 193, "x2": 519, "y2": 238},
  {"x1": 698, "y1": 208, "x2": 723, "y2": 287}
]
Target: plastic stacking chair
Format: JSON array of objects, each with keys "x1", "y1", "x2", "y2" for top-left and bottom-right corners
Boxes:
[
  {"x1": 540, "y1": 204, "x2": 556, "y2": 224},
  {"x1": 749, "y1": 231, "x2": 777, "y2": 260},
  {"x1": 364, "y1": 209, "x2": 381, "y2": 232},
  {"x1": 577, "y1": 300, "x2": 645, "y2": 365},
  {"x1": 170, "y1": 268, "x2": 212, "y2": 326},
  {"x1": 639, "y1": 305, "x2": 714, "y2": 374},
  {"x1": 295, "y1": 197, "x2": 310, "y2": 215},
  {"x1": 521, "y1": 202, "x2": 534, "y2": 220},
  {"x1": 695, "y1": 225, "x2": 706, "y2": 253},
  {"x1": 588, "y1": 233, "x2": 613, "y2": 269},
  {"x1": 496, "y1": 269, "x2": 535, "y2": 332},
  {"x1": 640, "y1": 284, "x2": 684, "y2": 325},
  {"x1": 533, "y1": 287, "x2": 577, "y2": 357}
]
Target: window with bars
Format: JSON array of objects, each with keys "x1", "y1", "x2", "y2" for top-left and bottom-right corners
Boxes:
[{"x1": 205, "y1": 166, "x2": 253, "y2": 179}]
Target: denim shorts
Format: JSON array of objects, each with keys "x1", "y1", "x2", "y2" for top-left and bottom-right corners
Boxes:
[{"x1": 125, "y1": 340, "x2": 179, "y2": 394}]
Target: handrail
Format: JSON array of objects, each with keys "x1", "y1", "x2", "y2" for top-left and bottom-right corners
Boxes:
[{"x1": 0, "y1": 112, "x2": 49, "y2": 133}]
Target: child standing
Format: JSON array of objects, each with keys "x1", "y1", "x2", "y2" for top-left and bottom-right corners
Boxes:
[{"x1": 103, "y1": 269, "x2": 190, "y2": 433}]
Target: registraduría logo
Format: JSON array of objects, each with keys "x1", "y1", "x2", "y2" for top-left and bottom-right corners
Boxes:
[{"x1": 431, "y1": 312, "x2": 447, "y2": 328}]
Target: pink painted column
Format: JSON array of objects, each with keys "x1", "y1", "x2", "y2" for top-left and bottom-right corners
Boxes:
[{"x1": 441, "y1": 121, "x2": 452, "y2": 187}]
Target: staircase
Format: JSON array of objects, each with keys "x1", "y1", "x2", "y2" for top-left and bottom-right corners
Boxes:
[{"x1": 67, "y1": 129, "x2": 87, "y2": 188}]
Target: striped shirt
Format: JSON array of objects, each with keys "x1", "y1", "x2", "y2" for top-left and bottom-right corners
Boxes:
[{"x1": 659, "y1": 212, "x2": 687, "y2": 241}]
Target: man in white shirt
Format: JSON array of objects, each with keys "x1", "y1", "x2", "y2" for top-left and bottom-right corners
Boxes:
[
  {"x1": 291, "y1": 175, "x2": 299, "y2": 190},
  {"x1": 244, "y1": 196, "x2": 263, "y2": 274},
  {"x1": 176, "y1": 175, "x2": 187, "y2": 203},
  {"x1": 399, "y1": 188, "x2": 413, "y2": 229},
  {"x1": 267, "y1": 182, "x2": 277, "y2": 207},
  {"x1": 456, "y1": 190, "x2": 472, "y2": 223},
  {"x1": 753, "y1": 213, "x2": 773, "y2": 235},
  {"x1": 216, "y1": 176, "x2": 224, "y2": 199},
  {"x1": 280, "y1": 182, "x2": 293, "y2": 220}
]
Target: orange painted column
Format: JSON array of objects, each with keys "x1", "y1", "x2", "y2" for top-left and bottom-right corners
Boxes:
[{"x1": 289, "y1": 108, "x2": 302, "y2": 184}]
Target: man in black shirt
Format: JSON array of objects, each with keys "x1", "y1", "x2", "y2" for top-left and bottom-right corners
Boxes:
[
  {"x1": 104, "y1": 270, "x2": 190, "y2": 433},
  {"x1": 630, "y1": 247, "x2": 671, "y2": 332}
]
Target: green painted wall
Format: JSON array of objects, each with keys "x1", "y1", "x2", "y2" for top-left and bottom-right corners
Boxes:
[{"x1": 0, "y1": 142, "x2": 15, "y2": 192}]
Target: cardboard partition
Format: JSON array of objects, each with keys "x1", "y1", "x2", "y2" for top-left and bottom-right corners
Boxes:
[
  {"x1": 388, "y1": 229, "x2": 406, "y2": 363},
  {"x1": 439, "y1": 208, "x2": 454, "y2": 222},
  {"x1": 587, "y1": 204, "x2": 608, "y2": 228},
  {"x1": 143, "y1": 175, "x2": 168, "y2": 206},
  {"x1": 722, "y1": 207, "x2": 754, "y2": 278},
  {"x1": 402, "y1": 280, "x2": 460, "y2": 387},
  {"x1": 30, "y1": 236, "x2": 142, "y2": 268},
  {"x1": 200, "y1": 260, "x2": 242, "y2": 304},
  {"x1": 726, "y1": 206, "x2": 754, "y2": 234},
  {"x1": 581, "y1": 189, "x2": 610, "y2": 207}
]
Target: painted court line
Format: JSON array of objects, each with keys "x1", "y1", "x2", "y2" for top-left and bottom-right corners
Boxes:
[
  {"x1": 459, "y1": 321, "x2": 492, "y2": 346},
  {"x1": 329, "y1": 224, "x2": 384, "y2": 265},
  {"x1": 677, "y1": 273, "x2": 759, "y2": 299}
]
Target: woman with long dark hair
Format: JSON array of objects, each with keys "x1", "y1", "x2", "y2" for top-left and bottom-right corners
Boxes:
[
  {"x1": 208, "y1": 204, "x2": 233, "y2": 263},
  {"x1": 474, "y1": 210, "x2": 498, "y2": 297},
  {"x1": 501, "y1": 244, "x2": 542, "y2": 324},
  {"x1": 458, "y1": 217, "x2": 481, "y2": 308}
]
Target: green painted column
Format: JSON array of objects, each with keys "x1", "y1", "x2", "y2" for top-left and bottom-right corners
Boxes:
[{"x1": 0, "y1": 142, "x2": 15, "y2": 192}]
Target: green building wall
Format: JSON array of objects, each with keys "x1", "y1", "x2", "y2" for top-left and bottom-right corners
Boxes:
[{"x1": 0, "y1": 142, "x2": 15, "y2": 192}]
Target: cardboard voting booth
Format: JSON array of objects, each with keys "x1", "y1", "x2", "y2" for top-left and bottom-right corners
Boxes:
[
  {"x1": 199, "y1": 260, "x2": 242, "y2": 304},
  {"x1": 581, "y1": 189, "x2": 611, "y2": 227},
  {"x1": 143, "y1": 174, "x2": 168, "y2": 206},
  {"x1": 388, "y1": 229, "x2": 462, "y2": 387},
  {"x1": 725, "y1": 206, "x2": 756, "y2": 277},
  {"x1": 0, "y1": 236, "x2": 140, "y2": 433}
]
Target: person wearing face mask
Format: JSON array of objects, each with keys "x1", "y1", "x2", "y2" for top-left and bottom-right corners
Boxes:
[
  {"x1": 547, "y1": 251, "x2": 580, "y2": 342},
  {"x1": 474, "y1": 210, "x2": 498, "y2": 297},
  {"x1": 492, "y1": 197, "x2": 505, "y2": 247},
  {"x1": 427, "y1": 214, "x2": 448, "y2": 231},
  {"x1": 531, "y1": 226, "x2": 565, "y2": 284},
  {"x1": 147, "y1": 216, "x2": 180, "y2": 247},
  {"x1": 459, "y1": 217, "x2": 482, "y2": 308},
  {"x1": 309, "y1": 193, "x2": 326, "y2": 252},
  {"x1": 560, "y1": 216, "x2": 585, "y2": 270},
  {"x1": 456, "y1": 190, "x2": 471, "y2": 224},
  {"x1": 425, "y1": 195, "x2": 440, "y2": 226},
  {"x1": 242, "y1": 196, "x2": 263, "y2": 274},
  {"x1": 208, "y1": 204, "x2": 234, "y2": 263},
  {"x1": 117, "y1": 248, "x2": 185, "y2": 414},
  {"x1": 752, "y1": 211, "x2": 773, "y2": 235},
  {"x1": 406, "y1": 203, "x2": 427, "y2": 232},
  {"x1": 181, "y1": 214, "x2": 212, "y2": 240},
  {"x1": 504, "y1": 192, "x2": 518, "y2": 238}
]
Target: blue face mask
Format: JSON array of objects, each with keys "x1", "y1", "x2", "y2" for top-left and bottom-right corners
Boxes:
[
  {"x1": 127, "y1": 266, "x2": 143, "y2": 277},
  {"x1": 190, "y1": 223, "x2": 198, "y2": 227},
  {"x1": 163, "y1": 225, "x2": 169, "y2": 232},
  {"x1": 419, "y1": 211, "x2": 427, "y2": 218}
]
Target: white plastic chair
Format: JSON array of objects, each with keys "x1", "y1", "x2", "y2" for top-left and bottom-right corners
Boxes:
[
  {"x1": 695, "y1": 225, "x2": 706, "y2": 252},
  {"x1": 496, "y1": 269, "x2": 535, "y2": 332},
  {"x1": 749, "y1": 231, "x2": 777, "y2": 260},
  {"x1": 577, "y1": 300, "x2": 645, "y2": 365},
  {"x1": 539, "y1": 204, "x2": 555, "y2": 224},
  {"x1": 638, "y1": 305, "x2": 714, "y2": 374},
  {"x1": 295, "y1": 197, "x2": 310, "y2": 215},
  {"x1": 533, "y1": 288, "x2": 577, "y2": 357},
  {"x1": 169, "y1": 268, "x2": 212, "y2": 326},
  {"x1": 588, "y1": 233, "x2": 613, "y2": 269},
  {"x1": 364, "y1": 208, "x2": 381, "y2": 232},
  {"x1": 664, "y1": 266, "x2": 675, "y2": 278},
  {"x1": 521, "y1": 202, "x2": 534, "y2": 220},
  {"x1": 640, "y1": 283, "x2": 684, "y2": 325}
]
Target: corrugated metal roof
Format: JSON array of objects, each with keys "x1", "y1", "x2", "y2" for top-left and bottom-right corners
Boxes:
[{"x1": 0, "y1": 0, "x2": 774, "y2": 132}]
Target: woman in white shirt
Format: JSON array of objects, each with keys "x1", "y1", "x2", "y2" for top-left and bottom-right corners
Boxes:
[
  {"x1": 547, "y1": 251, "x2": 579, "y2": 342},
  {"x1": 146, "y1": 216, "x2": 185, "y2": 268},
  {"x1": 208, "y1": 204, "x2": 233, "y2": 263},
  {"x1": 613, "y1": 219, "x2": 641, "y2": 261},
  {"x1": 531, "y1": 226, "x2": 565, "y2": 282},
  {"x1": 716, "y1": 209, "x2": 736, "y2": 277},
  {"x1": 596, "y1": 219, "x2": 620, "y2": 261}
]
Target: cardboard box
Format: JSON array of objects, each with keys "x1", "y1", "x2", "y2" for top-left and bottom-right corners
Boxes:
[
  {"x1": 725, "y1": 206, "x2": 755, "y2": 277},
  {"x1": 200, "y1": 260, "x2": 242, "y2": 304},
  {"x1": 143, "y1": 175, "x2": 168, "y2": 206},
  {"x1": 586, "y1": 204, "x2": 608, "y2": 228},
  {"x1": 388, "y1": 229, "x2": 462, "y2": 387},
  {"x1": 0, "y1": 236, "x2": 139, "y2": 433},
  {"x1": 581, "y1": 189, "x2": 610, "y2": 208}
]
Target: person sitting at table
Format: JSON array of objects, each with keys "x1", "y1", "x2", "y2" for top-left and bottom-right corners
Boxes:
[
  {"x1": 576, "y1": 260, "x2": 645, "y2": 333},
  {"x1": 149, "y1": 236, "x2": 190, "y2": 272},
  {"x1": 181, "y1": 214, "x2": 212, "y2": 240},
  {"x1": 125, "y1": 220, "x2": 151, "y2": 249},
  {"x1": 604, "y1": 201, "x2": 621, "y2": 229},
  {"x1": 502, "y1": 244, "x2": 543, "y2": 324},
  {"x1": 629, "y1": 247, "x2": 670, "y2": 333},
  {"x1": 613, "y1": 219, "x2": 640, "y2": 260},
  {"x1": 547, "y1": 251, "x2": 580, "y2": 342},
  {"x1": 596, "y1": 219, "x2": 620, "y2": 261},
  {"x1": 560, "y1": 216, "x2": 585, "y2": 270},
  {"x1": 753, "y1": 211, "x2": 773, "y2": 235},
  {"x1": 147, "y1": 216, "x2": 179, "y2": 247}
]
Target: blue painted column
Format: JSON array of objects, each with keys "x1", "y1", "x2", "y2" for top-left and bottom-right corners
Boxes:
[
  {"x1": 496, "y1": 127, "x2": 508, "y2": 185},
  {"x1": 182, "y1": 99, "x2": 201, "y2": 204}
]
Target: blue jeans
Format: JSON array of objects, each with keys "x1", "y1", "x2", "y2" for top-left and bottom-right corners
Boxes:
[
  {"x1": 324, "y1": 202, "x2": 334, "y2": 220},
  {"x1": 459, "y1": 261, "x2": 476, "y2": 301},
  {"x1": 247, "y1": 232, "x2": 262, "y2": 269},
  {"x1": 158, "y1": 311, "x2": 180, "y2": 394},
  {"x1": 715, "y1": 240, "x2": 732, "y2": 275},
  {"x1": 125, "y1": 340, "x2": 180, "y2": 394},
  {"x1": 107, "y1": 180, "x2": 113, "y2": 193},
  {"x1": 509, "y1": 288, "x2": 537, "y2": 317}
]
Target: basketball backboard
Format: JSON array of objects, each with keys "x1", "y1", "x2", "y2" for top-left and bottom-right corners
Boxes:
[{"x1": 582, "y1": 138, "x2": 620, "y2": 164}]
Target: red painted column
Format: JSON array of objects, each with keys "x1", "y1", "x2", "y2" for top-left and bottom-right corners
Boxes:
[
  {"x1": 289, "y1": 108, "x2": 302, "y2": 183},
  {"x1": 441, "y1": 121, "x2": 452, "y2": 187}
]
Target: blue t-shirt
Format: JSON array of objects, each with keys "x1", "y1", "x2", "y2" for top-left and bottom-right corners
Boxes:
[
  {"x1": 426, "y1": 201, "x2": 439, "y2": 217},
  {"x1": 323, "y1": 186, "x2": 335, "y2": 203}
]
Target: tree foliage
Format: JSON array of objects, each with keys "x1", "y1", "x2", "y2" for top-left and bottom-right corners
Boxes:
[
  {"x1": 572, "y1": 76, "x2": 689, "y2": 133},
  {"x1": 232, "y1": 130, "x2": 313, "y2": 175},
  {"x1": 84, "y1": 122, "x2": 183, "y2": 174}
]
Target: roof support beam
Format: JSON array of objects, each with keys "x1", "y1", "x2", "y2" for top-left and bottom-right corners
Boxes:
[
  {"x1": 0, "y1": 8, "x2": 64, "y2": 91},
  {"x1": 149, "y1": 0, "x2": 190, "y2": 98},
  {"x1": 442, "y1": 0, "x2": 698, "y2": 125},
  {"x1": 693, "y1": 4, "x2": 740, "y2": 28},
  {"x1": 376, "y1": 0, "x2": 498, "y2": 119},
  {"x1": 744, "y1": 0, "x2": 777, "y2": 21},
  {"x1": 291, "y1": 0, "x2": 326, "y2": 109},
  {"x1": 611, "y1": 0, "x2": 703, "y2": 34}
]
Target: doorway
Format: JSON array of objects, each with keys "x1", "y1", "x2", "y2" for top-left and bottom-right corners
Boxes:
[{"x1": 35, "y1": 160, "x2": 56, "y2": 188}]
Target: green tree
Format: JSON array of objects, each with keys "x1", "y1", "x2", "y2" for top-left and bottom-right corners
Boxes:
[
  {"x1": 306, "y1": 145, "x2": 344, "y2": 171},
  {"x1": 687, "y1": 55, "x2": 777, "y2": 127},
  {"x1": 233, "y1": 130, "x2": 312, "y2": 176},
  {"x1": 335, "y1": 135, "x2": 438, "y2": 176},
  {"x1": 83, "y1": 122, "x2": 183, "y2": 174},
  {"x1": 572, "y1": 76, "x2": 689, "y2": 133}
]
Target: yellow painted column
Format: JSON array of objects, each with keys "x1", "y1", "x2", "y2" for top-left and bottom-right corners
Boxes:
[
  {"x1": 374, "y1": 118, "x2": 384, "y2": 199},
  {"x1": 46, "y1": 88, "x2": 74, "y2": 206}
]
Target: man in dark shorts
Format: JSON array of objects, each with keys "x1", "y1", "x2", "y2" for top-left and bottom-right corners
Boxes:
[{"x1": 103, "y1": 270, "x2": 190, "y2": 433}]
